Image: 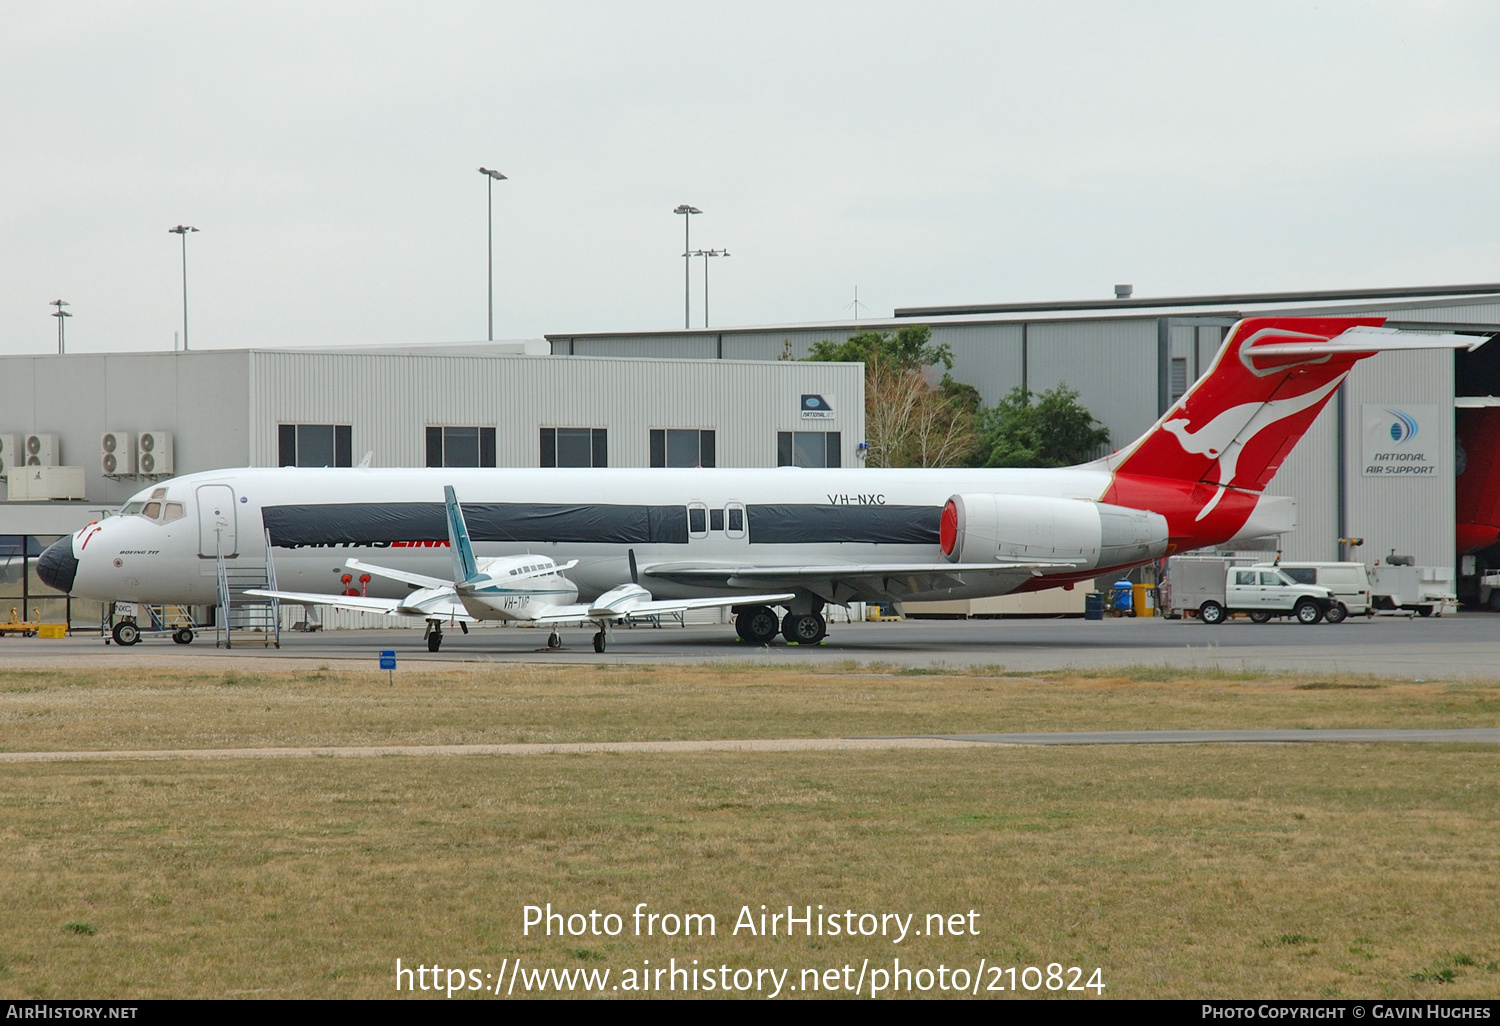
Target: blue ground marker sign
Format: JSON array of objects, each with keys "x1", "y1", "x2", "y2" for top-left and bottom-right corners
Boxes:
[{"x1": 380, "y1": 649, "x2": 396, "y2": 685}]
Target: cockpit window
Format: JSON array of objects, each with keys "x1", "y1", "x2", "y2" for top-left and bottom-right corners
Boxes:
[
  {"x1": 163, "y1": 502, "x2": 185, "y2": 522},
  {"x1": 142, "y1": 502, "x2": 162, "y2": 519},
  {"x1": 121, "y1": 501, "x2": 146, "y2": 516},
  {"x1": 150, "y1": 487, "x2": 168, "y2": 500}
]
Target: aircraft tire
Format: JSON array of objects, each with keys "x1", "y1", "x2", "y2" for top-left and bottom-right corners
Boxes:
[
  {"x1": 428, "y1": 631, "x2": 443, "y2": 652},
  {"x1": 172, "y1": 628, "x2": 194, "y2": 645},
  {"x1": 1248, "y1": 611, "x2": 1272, "y2": 624},
  {"x1": 739, "y1": 606, "x2": 780, "y2": 645},
  {"x1": 547, "y1": 631, "x2": 562, "y2": 649},
  {"x1": 1324, "y1": 604, "x2": 1348, "y2": 625},
  {"x1": 593, "y1": 631, "x2": 607, "y2": 653},
  {"x1": 1295, "y1": 599, "x2": 1324, "y2": 625},
  {"x1": 1198, "y1": 601, "x2": 1225, "y2": 625},
  {"x1": 782, "y1": 612, "x2": 827, "y2": 646},
  {"x1": 113, "y1": 621, "x2": 140, "y2": 646}
]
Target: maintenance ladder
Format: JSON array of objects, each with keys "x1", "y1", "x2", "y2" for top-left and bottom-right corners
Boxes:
[{"x1": 214, "y1": 530, "x2": 280, "y2": 649}]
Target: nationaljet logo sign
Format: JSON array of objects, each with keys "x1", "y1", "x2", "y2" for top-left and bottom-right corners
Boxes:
[
  {"x1": 1363, "y1": 404, "x2": 1439, "y2": 477},
  {"x1": 801, "y1": 394, "x2": 835, "y2": 419}
]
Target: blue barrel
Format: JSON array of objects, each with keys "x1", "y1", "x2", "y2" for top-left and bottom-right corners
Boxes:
[
  {"x1": 1112, "y1": 580, "x2": 1134, "y2": 613},
  {"x1": 1084, "y1": 592, "x2": 1104, "y2": 620}
]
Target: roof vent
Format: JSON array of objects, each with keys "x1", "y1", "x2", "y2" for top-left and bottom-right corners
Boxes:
[{"x1": 1114, "y1": 284, "x2": 1133, "y2": 300}]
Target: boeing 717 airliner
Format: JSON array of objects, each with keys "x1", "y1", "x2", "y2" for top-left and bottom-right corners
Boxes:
[{"x1": 36, "y1": 317, "x2": 1485, "y2": 651}]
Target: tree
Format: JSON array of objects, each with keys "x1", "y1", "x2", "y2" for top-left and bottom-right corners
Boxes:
[
  {"x1": 973, "y1": 383, "x2": 1111, "y2": 468},
  {"x1": 806, "y1": 325, "x2": 979, "y2": 467}
]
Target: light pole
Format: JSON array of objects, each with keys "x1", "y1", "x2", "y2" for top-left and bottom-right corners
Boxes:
[
  {"x1": 673, "y1": 205, "x2": 701, "y2": 329},
  {"x1": 49, "y1": 300, "x2": 71, "y2": 354},
  {"x1": 478, "y1": 167, "x2": 507, "y2": 341},
  {"x1": 690, "y1": 249, "x2": 728, "y2": 327},
  {"x1": 168, "y1": 225, "x2": 199, "y2": 350}
]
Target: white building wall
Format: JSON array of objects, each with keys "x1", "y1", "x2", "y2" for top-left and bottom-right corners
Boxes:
[{"x1": 247, "y1": 352, "x2": 865, "y2": 470}]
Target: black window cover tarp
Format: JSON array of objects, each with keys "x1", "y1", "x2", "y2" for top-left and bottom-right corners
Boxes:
[
  {"x1": 264, "y1": 503, "x2": 689, "y2": 546},
  {"x1": 747, "y1": 505, "x2": 940, "y2": 545}
]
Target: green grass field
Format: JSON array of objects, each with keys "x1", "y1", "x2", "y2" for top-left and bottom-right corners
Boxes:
[{"x1": 1, "y1": 664, "x2": 1497, "y2": 999}]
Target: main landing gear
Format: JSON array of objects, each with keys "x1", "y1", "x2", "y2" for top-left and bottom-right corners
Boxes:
[
  {"x1": 733, "y1": 602, "x2": 828, "y2": 646},
  {"x1": 781, "y1": 611, "x2": 827, "y2": 646},
  {"x1": 734, "y1": 606, "x2": 781, "y2": 645},
  {"x1": 425, "y1": 619, "x2": 443, "y2": 652}
]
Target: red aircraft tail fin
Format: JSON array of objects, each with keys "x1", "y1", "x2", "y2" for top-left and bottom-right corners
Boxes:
[{"x1": 1102, "y1": 317, "x2": 1485, "y2": 548}]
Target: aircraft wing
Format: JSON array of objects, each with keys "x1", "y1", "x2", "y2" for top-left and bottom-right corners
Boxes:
[
  {"x1": 528, "y1": 591, "x2": 797, "y2": 624},
  {"x1": 243, "y1": 588, "x2": 477, "y2": 622},
  {"x1": 345, "y1": 558, "x2": 450, "y2": 590},
  {"x1": 639, "y1": 561, "x2": 1078, "y2": 602}
]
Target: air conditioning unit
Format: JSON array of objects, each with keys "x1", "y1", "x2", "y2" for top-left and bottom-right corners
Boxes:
[
  {"x1": 101, "y1": 431, "x2": 136, "y2": 476},
  {"x1": 0, "y1": 434, "x2": 19, "y2": 478},
  {"x1": 138, "y1": 431, "x2": 174, "y2": 475},
  {"x1": 25, "y1": 433, "x2": 59, "y2": 466},
  {"x1": 7, "y1": 465, "x2": 86, "y2": 500}
]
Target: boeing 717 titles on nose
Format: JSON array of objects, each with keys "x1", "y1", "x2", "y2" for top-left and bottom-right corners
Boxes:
[{"x1": 36, "y1": 317, "x2": 1486, "y2": 653}]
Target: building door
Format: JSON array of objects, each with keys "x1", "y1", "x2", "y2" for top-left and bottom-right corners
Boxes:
[{"x1": 197, "y1": 484, "x2": 238, "y2": 558}]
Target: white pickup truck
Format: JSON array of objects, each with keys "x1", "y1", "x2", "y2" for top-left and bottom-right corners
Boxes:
[{"x1": 1164, "y1": 558, "x2": 1340, "y2": 625}]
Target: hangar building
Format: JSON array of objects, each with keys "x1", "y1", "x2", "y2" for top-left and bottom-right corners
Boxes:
[{"x1": 547, "y1": 283, "x2": 1500, "y2": 574}]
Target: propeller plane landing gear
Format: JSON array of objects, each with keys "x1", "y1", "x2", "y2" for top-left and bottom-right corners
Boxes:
[
  {"x1": 425, "y1": 619, "x2": 443, "y2": 652},
  {"x1": 593, "y1": 631, "x2": 607, "y2": 653},
  {"x1": 547, "y1": 631, "x2": 563, "y2": 650}
]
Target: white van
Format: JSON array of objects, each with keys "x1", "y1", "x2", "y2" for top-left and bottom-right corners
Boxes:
[{"x1": 1253, "y1": 562, "x2": 1372, "y2": 618}]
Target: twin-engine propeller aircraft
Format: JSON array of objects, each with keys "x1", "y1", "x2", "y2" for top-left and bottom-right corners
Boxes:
[
  {"x1": 244, "y1": 486, "x2": 794, "y2": 652},
  {"x1": 36, "y1": 317, "x2": 1486, "y2": 653}
]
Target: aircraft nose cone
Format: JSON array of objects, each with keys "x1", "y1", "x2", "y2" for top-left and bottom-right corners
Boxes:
[{"x1": 36, "y1": 537, "x2": 79, "y2": 593}]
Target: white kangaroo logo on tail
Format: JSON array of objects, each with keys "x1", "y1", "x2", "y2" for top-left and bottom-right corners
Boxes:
[{"x1": 1164, "y1": 375, "x2": 1346, "y2": 520}]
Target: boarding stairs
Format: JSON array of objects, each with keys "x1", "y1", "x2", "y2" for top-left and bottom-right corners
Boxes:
[{"x1": 214, "y1": 530, "x2": 280, "y2": 649}]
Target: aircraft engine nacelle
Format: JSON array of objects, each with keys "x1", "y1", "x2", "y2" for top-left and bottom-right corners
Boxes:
[{"x1": 939, "y1": 493, "x2": 1169, "y2": 570}]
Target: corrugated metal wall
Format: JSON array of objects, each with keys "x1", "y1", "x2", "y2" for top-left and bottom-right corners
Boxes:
[
  {"x1": 1267, "y1": 401, "x2": 1340, "y2": 561},
  {"x1": 1024, "y1": 318, "x2": 1160, "y2": 448},
  {"x1": 0, "y1": 351, "x2": 251, "y2": 504},
  {"x1": 248, "y1": 352, "x2": 865, "y2": 469}
]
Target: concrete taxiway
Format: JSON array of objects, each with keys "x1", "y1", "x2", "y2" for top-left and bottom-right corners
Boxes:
[{"x1": 0, "y1": 613, "x2": 1495, "y2": 678}]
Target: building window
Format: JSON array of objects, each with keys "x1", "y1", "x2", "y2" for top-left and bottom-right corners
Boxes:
[
  {"x1": 650, "y1": 429, "x2": 716, "y2": 468},
  {"x1": 777, "y1": 431, "x2": 841, "y2": 468},
  {"x1": 540, "y1": 427, "x2": 607, "y2": 467},
  {"x1": 1170, "y1": 357, "x2": 1188, "y2": 402},
  {"x1": 279, "y1": 424, "x2": 352, "y2": 467},
  {"x1": 427, "y1": 427, "x2": 496, "y2": 468}
]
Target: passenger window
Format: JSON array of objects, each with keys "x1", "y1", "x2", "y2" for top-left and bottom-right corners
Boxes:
[
  {"x1": 710, "y1": 509, "x2": 725, "y2": 532},
  {"x1": 142, "y1": 502, "x2": 162, "y2": 520},
  {"x1": 1235, "y1": 571, "x2": 1256, "y2": 586},
  {"x1": 688, "y1": 506, "x2": 707, "y2": 535},
  {"x1": 163, "y1": 502, "x2": 185, "y2": 522},
  {"x1": 1260, "y1": 572, "x2": 1283, "y2": 586},
  {"x1": 727, "y1": 505, "x2": 744, "y2": 537}
]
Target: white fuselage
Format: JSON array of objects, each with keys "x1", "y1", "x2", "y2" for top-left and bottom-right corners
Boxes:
[{"x1": 63, "y1": 465, "x2": 1117, "y2": 606}]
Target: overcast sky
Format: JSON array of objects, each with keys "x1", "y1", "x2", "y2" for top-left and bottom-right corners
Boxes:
[{"x1": 3, "y1": 1, "x2": 1498, "y2": 355}]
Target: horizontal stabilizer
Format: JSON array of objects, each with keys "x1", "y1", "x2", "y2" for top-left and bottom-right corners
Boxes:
[{"x1": 1249, "y1": 325, "x2": 1490, "y2": 356}]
